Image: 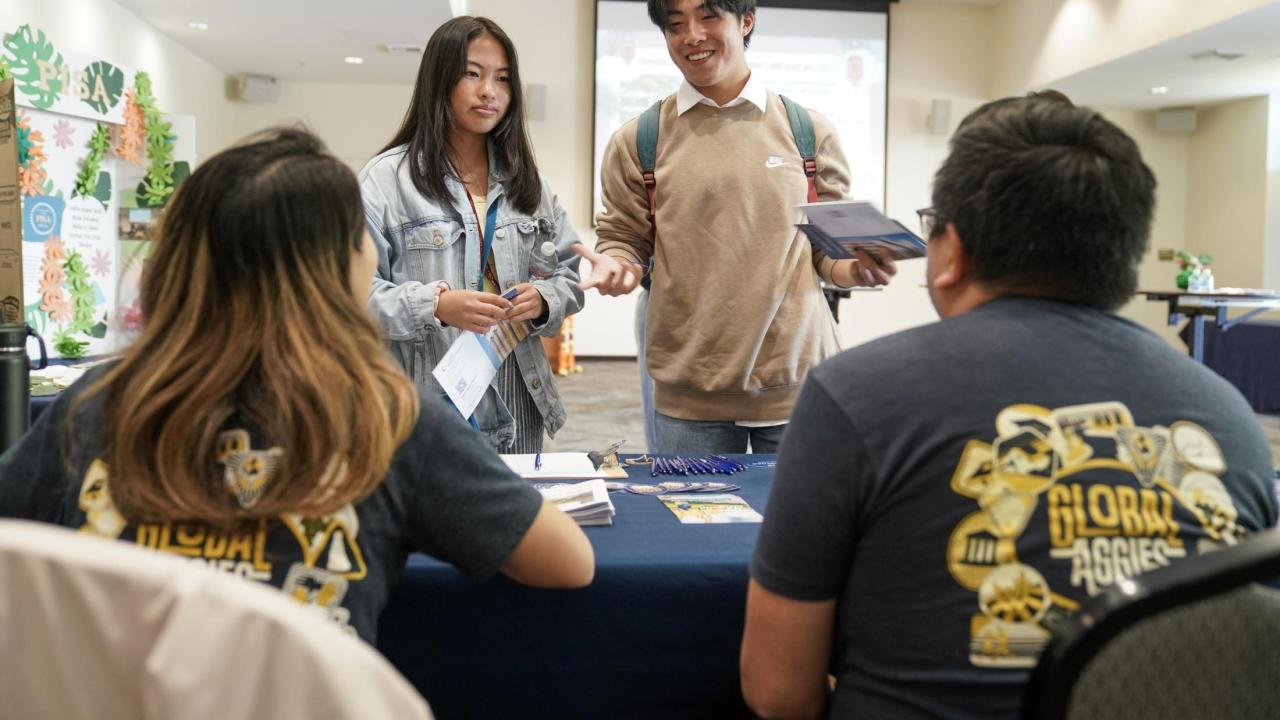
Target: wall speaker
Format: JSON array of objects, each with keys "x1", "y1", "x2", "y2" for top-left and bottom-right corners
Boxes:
[
  {"x1": 525, "y1": 83, "x2": 547, "y2": 122},
  {"x1": 926, "y1": 98, "x2": 951, "y2": 135},
  {"x1": 227, "y1": 74, "x2": 280, "y2": 103},
  {"x1": 1155, "y1": 107, "x2": 1197, "y2": 134}
]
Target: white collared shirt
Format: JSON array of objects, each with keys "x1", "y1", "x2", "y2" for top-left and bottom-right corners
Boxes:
[{"x1": 675, "y1": 73, "x2": 768, "y2": 116}]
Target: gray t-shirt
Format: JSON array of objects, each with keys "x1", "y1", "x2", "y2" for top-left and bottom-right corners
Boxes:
[
  {"x1": 0, "y1": 367, "x2": 544, "y2": 643},
  {"x1": 752, "y1": 297, "x2": 1278, "y2": 719}
]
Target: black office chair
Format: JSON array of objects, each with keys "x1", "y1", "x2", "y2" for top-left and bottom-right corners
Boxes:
[{"x1": 1022, "y1": 528, "x2": 1280, "y2": 720}]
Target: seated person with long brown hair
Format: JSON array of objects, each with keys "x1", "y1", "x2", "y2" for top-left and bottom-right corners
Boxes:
[{"x1": 0, "y1": 127, "x2": 594, "y2": 643}]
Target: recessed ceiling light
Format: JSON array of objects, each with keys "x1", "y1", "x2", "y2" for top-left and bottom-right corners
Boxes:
[
  {"x1": 188, "y1": 21, "x2": 208, "y2": 30},
  {"x1": 345, "y1": 56, "x2": 364, "y2": 65},
  {"x1": 1149, "y1": 86, "x2": 1170, "y2": 95}
]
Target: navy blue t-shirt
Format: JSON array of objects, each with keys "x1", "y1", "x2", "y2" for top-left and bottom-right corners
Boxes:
[
  {"x1": 752, "y1": 297, "x2": 1278, "y2": 719},
  {"x1": 0, "y1": 367, "x2": 543, "y2": 644}
]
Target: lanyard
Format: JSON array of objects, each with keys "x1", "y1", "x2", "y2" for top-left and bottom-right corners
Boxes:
[{"x1": 465, "y1": 193, "x2": 502, "y2": 289}]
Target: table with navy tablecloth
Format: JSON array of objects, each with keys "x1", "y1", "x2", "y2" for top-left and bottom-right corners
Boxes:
[
  {"x1": 376, "y1": 456, "x2": 773, "y2": 720},
  {"x1": 1177, "y1": 319, "x2": 1280, "y2": 414}
]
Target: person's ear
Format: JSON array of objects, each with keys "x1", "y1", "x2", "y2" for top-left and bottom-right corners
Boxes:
[
  {"x1": 930, "y1": 222, "x2": 968, "y2": 291},
  {"x1": 740, "y1": 10, "x2": 755, "y2": 39}
]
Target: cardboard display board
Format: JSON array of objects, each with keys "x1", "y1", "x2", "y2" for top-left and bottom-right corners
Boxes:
[{"x1": 0, "y1": 78, "x2": 20, "y2": 323}]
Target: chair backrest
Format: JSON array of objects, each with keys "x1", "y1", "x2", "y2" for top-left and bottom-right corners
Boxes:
[
  {"x1": 0, "y1": 519, "x2": 432, "y2": 720},
  {"x1": 1022, "y1": 528, "x2": 1280, "y2": 720}
]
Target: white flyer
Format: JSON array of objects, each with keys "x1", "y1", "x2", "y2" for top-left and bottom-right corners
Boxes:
[
  {"x1": 432, "y1": 331, "x2": 502, "y2": 420},
  {"x1": 432, "y1": 318, "x2": 531, "y2": 420}
]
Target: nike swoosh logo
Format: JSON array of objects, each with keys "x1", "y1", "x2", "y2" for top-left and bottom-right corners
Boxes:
[{"x1": 765, "y1": 156, "x2": 785, "y2": 169}]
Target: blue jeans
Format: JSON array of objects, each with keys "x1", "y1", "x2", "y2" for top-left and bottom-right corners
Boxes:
[
  {"x1": 636, "y1": 289, "x2": 657, "y2": 454},
  {"x1": 653, "y1": 412, "x2": 786, "y2": 455}
]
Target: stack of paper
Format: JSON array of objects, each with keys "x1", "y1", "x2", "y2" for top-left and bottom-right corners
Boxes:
[
  {"x1": 501, "y1": 453, "x2": 603, "y2": 480},
  {"x1": 537, "y1": 479, "x2": 616, "y2": 526},
  {"x1": 797, "y1": 200, "x2": 927, "y2": 261}
]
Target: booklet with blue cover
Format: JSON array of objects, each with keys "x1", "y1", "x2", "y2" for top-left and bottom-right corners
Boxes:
[{"x1": 797, "y1": 200, "x2": 927, "y2": 261}]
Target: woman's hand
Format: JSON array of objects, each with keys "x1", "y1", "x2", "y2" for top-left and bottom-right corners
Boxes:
[
  {"x1": 436, "y1": 289, "x2": 511, "y2": 333},
  {"x1": 505, "y1": 283, "x2": 547, "y2": 323}
]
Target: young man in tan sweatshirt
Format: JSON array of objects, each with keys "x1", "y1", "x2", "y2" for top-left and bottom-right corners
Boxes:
[{"x1": 577, "y1": 0, "x2": 896, "y2": 454}]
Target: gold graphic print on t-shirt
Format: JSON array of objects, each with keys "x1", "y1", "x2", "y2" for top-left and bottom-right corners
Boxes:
[
  {"x1": 216, "y1": 429, "x2": 283, "y2": 509},
  {"x1": 75, "y1": 430, "x2": 370, "y2": 636},
  {"x1": 945, "y1": 401, "x2": 1242, "y2": 669}
]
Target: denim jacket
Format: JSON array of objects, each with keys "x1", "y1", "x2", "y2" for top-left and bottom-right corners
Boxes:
[{"x1": 358, "y1": 144, "x2": 584, "y2": 448}]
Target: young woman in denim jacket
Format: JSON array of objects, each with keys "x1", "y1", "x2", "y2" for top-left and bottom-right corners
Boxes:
[{"x1": 359, "y1": 16, "x2": 583, "y2": 452}]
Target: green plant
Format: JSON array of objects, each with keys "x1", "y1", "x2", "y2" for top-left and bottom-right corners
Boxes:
[
  {"x1": 133, "y1": 71, "x2": 179, "y2": 207},
  {"x1": 1175, "y1": 251, "x2": 1213, "y2": 270},
  {"x1": 74, "y1": 123, "x2": 111, "y2": 198},
  {"x1": 63, "y1": 249, "x2": 96, "y2": 334},
  {"x1": 53, "y1": 328, "x2": 88, "y2": 359},
  {"x1": 0, "y1": 55, "x2": 12, "y2": 81}
]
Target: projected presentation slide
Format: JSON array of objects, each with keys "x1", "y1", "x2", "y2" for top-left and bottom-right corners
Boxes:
[{"x1": 593, "y1": 1, "x2": 887, "y2": 219}]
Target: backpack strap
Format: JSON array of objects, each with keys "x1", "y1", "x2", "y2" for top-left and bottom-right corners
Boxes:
[
  {"x1": 780, "y1": 94, "x2": 818, "y2": 203},
  {"x1": 636, "y1": 98, "x2": 664, "y2": 222}
]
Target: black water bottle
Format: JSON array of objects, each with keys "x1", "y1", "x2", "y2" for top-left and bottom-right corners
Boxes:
[{"x1": 0, "y1": 324, "x2": 47, "y2": 453}]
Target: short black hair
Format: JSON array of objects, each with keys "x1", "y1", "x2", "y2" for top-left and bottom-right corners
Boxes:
[
  {"x1": 647, "y1": 0, "x2": 758, "y2": 48},
  {"x1": 931, "y1": 92, "x2": 1156, "y2": 311}
]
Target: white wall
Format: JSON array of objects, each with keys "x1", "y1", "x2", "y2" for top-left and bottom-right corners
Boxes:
[
  {"x1": 991, "y1": 0, "x2": 1277, "y2": 97},
  {"x1": 7, "y1": 0, "x2": 239, "y2": 162},
  {"x1": 836, "y1": 0, "x2": 996, "y2": 349},
  {"x1": 1187, "y1": 96, "x2": 1270, "y2": 290},
  {"x1": 230, "y1": 81, "x2": 414, "y2": 171},
  {"x1": 1267, "y1": 94, "x2": 1280, "y2": 292},
  {"x1": 1103, "y1": 109, "x2": 1190, "y2": 346}
]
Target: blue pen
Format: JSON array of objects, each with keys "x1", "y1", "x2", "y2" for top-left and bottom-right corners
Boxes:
[{"x1": 534, "y1": 452, "x2": 542, "y2": 470}]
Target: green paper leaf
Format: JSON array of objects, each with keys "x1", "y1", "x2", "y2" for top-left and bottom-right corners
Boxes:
[
  {"x1": 81, "y1": 60, "x2": 124, "y2": 114},
  {"x1": 4, "y1": 25, "x2": 65, "y2": 109},
  {"x1": 91, "y1": 171, "x2": 112, "y2": 209}
]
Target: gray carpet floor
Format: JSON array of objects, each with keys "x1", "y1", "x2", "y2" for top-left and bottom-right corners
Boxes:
[{"x1": 545, "y1": 359, "x2": 1280, "y2": 468}]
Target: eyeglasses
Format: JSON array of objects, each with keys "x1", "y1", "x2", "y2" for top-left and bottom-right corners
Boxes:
[{"x1": 917, "y1": 207, "x2": 938, "y2": 239}]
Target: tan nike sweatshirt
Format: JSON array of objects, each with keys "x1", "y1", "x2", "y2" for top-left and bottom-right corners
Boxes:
[{"x1": 595, "y1": 92, "x2": 850, "y2": 421}]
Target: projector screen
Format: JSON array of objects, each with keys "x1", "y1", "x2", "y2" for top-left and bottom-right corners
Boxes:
[{"x1": 592, "y1": 1, "x2": 888, "y2": 220}]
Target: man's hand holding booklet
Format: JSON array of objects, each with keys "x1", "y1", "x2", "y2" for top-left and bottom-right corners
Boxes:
[{"x1": 797, "y1": 200, "x2": 927, "y2": 261}]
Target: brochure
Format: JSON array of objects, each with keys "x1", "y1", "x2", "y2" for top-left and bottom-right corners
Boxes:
[
  {"x1": 433, "y1": 318, "x2": 531, "y2": 419},
  {"x1": 537, "y1": 479, "x2": 616, "y2": 526},
  {"x1": 797, "y1": 200, "x2": 927, "y2": 261},
  {"x1": 658, "y1": 494, "x2": 763, "y2": 524}
]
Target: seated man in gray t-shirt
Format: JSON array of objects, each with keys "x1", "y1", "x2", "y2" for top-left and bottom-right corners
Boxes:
[{"x1": 741, "y1": 91, "x2": 1279, "y2": 720}]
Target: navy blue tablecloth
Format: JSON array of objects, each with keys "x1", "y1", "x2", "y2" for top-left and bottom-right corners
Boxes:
[
  {"x1": 28, "y1": 357, "x2": 103, "y2": 426},
  {"x1": 376, "y1": 456, "x2": 773, "y2": 720},
  {"x1": 1180, "y1": 320, "x2": 1280, "y2": 413}
]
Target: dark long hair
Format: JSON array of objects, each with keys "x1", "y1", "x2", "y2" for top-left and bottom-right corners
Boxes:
[
  {"x1": 381, "y1": 16, "x2": 541, "y2": 215},
  {"x1": 78, "y1": 127, "x2": 419, "y2": 526}
]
